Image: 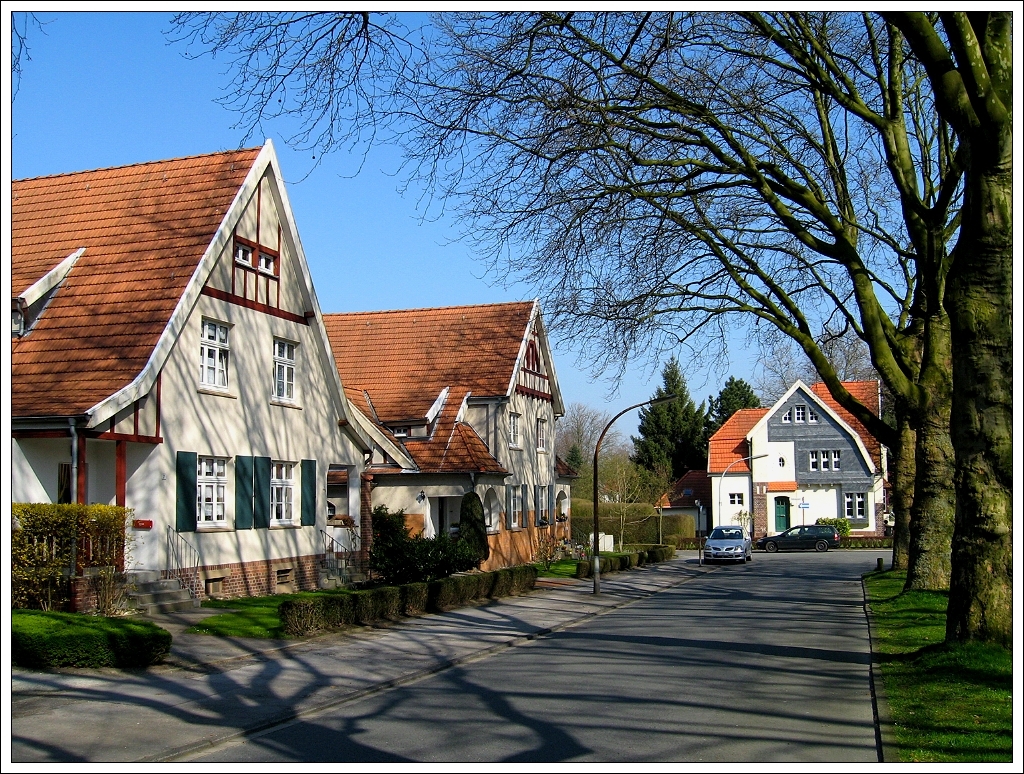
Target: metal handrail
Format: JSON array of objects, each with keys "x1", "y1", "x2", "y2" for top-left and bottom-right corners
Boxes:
[
  {"x1": 167, "y1": 527, "x2": 201, "y2": 599},
  {"x1": 320, "y1": 526, "x2": 361, "y2": 585}
]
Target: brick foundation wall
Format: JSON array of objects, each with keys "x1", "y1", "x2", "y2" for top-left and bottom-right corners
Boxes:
[
  {"x1": 69, "y1": 576, "x2": 99, "y2": 613},
  {"x1": 167, "y1": 553, "x2": 322, "y2": 600},
  {"x1": 752, "y1": 489, "x2": 768, "y2": 539}
]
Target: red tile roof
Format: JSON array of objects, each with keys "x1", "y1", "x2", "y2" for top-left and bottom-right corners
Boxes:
[
  {"x1": 767, "y1": 481, "x2": 798, "y2": 492},
  {"x1": 660, "y1": 469, "x2": 712, "y2": 508},
  {"x1": 392, "y1": 390, "x2": 507, "y2": 475},
  {"x1": 324, "y1": 302, "x2": 535, "y2": 423},
  {"x1": 555, "y1": 456, "x2": 579, "y2": 479},
  {"x1": 707, "y1": 409, "x2": 768, "y2": 473},
  {"x1": 811, "y1": 381, "x2": 883, "y2": 469},
  {"x1": 12, "y1": 148, "x2": 261, "y2": 417}
]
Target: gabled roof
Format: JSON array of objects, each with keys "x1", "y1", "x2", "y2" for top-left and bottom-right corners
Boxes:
[
  {"x1": 12, "y1": 147, "x2": 261, "y2": 417},
  {"x1": 707, "y1": 408, "x2": 768, "y2": 473},
  {"x1": 555, "y1": 456, "x2": 579, "y2": 479},
  {"x1": 324, "y1": 302, "x2": 537, "y2": 423},
  {"x1": 810, "y1": 381, "x2": 883, "y2": 470},
  {"x1": 660, "y1": 469, "x2": 712, "y2": 508}
]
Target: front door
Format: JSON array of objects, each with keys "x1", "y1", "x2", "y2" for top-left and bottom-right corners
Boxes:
[{"x1": 774, "y1": 497, "x2": 791, "y2": 532}]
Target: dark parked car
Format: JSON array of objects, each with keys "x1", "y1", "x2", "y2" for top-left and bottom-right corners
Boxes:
[{"x1": 756, "y1": 525, "x2": 840, "y2": 553}]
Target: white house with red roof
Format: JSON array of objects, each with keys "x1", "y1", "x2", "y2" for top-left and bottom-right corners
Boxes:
[
  {"x1": 708, "y1": 380, "x2": 886, "y2": 538},
  {"x1": 12, "y1": 142, "x2": 373, "y2": 601},
  {"x1": 324, "y1": 302, "x2": 573, "y2": 571}
]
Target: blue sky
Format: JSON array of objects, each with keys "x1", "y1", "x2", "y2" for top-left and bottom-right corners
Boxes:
[{"x1": 8, "y1": 11, "x2": 762, "y2": 440}]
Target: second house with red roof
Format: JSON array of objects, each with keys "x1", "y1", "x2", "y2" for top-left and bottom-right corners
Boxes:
[{"x1": 708, "y1": 380, "x2": 887, "y2": 539}]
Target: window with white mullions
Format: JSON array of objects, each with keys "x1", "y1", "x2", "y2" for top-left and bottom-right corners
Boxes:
[
  {"x1": 259, "y1": 251, "x2": 276, "y2": 274},
  {"x1": 200, "y1": 320, "x2": 230, "y2": 389},
  {"x1": 271, "y1": 462, "x2": 294, "y2": 522},
  {"x1": 536, "y1": 418, "x2": 547, "y2": 451},
  {"x1": 845, "y1": 492, "x2": 866, "y2": 519},
  {"x1": 509, "y1": 412, "x2": 521, "y2": 447},
  {"x1": 273, "y1": 339, "x2": 296, "y2": 401},
  {"x1": 197, "y1": 456, "x2": 227, "y2": 523}
]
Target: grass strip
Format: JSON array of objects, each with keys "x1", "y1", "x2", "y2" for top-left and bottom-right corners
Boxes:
[
  {"x1": 864, "y1": 570, "x2": 1012, "y2": 762},
  {"x1": 535, "y1": 558, "x2": 582, "y2": 578},
  {"x1": 193, "y1": 589, "x2": 353, "y2": 639}
]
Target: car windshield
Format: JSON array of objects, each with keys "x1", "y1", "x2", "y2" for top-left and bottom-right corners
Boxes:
[{"x1": 709, "y1": 528, "x2": 744, "y2": 540}]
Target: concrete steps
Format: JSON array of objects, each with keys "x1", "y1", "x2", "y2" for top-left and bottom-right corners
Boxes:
[{"x1": 129, "y1": 571, "x2": 200, "y2": 614}]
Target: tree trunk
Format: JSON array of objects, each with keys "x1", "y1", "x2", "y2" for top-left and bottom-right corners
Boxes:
[
  {"x1": 944, "y1": 145, "x2": 1013, "y2": 646},
  {"x1": 904, "y1": 320, "x2": 956, "y2": 591},
  {"x1": 889, "y1": 410, "x2": 916, "y2": 571}
]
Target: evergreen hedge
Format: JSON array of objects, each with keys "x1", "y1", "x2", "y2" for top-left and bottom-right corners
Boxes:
[
  {"x1": 278, "y1": 565, "x2": 539, "y2": 636},
  {"x1": 575, "y1": 545, "x2": 676, "y2": 577},
  {"x1": 12, "y1": 610, "x2": 171, "y2": 669}
]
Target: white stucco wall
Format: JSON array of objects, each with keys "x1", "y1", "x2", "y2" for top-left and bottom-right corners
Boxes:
[{"x1": 12, "y1": 438, "x2": 65, "y2": 503}]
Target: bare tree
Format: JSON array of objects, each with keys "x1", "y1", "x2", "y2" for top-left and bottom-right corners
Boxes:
[
  {"x1": 555, "y1": 401, "x2": 620, "y2": 462},
  {"x1": 11, "y1": 12, "x2": 45, "y2": 101},
  {"x1": 170, "y1": 11, "x2": 1011, "y2": 645}
]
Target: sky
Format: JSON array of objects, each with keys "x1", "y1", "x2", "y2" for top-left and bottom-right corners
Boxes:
[{"x1": 6, "y1": 11, "x2": 764, "y2": 442}]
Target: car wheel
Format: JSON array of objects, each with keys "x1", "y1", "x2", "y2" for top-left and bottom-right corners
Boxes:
[
  {"x1": 815, "y1": 540, "x2": 829, "y2": 552},
  {"x1": 745, "y1": 552, "x2": 752, "y2": 562},
  {"x1": 765, "y1": 541, "x2": 778, "y2": 553}
]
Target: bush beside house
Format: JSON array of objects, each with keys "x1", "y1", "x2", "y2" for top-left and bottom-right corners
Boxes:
[{"x1": 12, "y1": 610, "x2": 171, "y2": 669}]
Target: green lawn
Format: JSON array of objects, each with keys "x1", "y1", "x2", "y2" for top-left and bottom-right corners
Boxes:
[
  {"x1": 535, "y1": 558, "x2": 582, "y2": 578},
  {"x1": 192, "y1": 589, "x2": 352, "y2": 639},
  {"x1": 864, "y1": 570, "x2": 1012, "y2": 762}
]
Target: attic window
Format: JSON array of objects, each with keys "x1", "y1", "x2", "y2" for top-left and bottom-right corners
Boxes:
[
  {"x1": 683, "y1": 488, "x2": 693, "y2": 497},
  {"x1": 392, "y1": 427, "x2": 410, "y2": 437},
  {"x1": 234, "y1": 243, "x2": 253, "y2": 266},
  {"x1": 12, "y1": 309, "x2": 24, "y2": 337},
  {"x1": 782, "y1": 409, "x2": 792, "y2": 423},
  {"x1": 808, "y1": 407, "x2": 819, "y2": 422},
  {"x1": 258, "y1": 251, "x2": 276, "y2": 274},
  {"x1": 795, "y1": 405, "x2": 806, "y2": 423}
]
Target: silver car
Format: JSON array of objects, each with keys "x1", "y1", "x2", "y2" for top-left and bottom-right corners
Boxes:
[{"x1": 703, "y1": 526, "x2": 752, "y2": 564}]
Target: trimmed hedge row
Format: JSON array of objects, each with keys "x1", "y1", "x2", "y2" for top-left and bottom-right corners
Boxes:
[
  {"x1": 12, "y1": 610, "x2": 171, "y2": 669},
  {"x1": 279, "y1": 565, "x2": 539, "y2": 636},
  {"x1": 841, "y1": 537, "x2": 893, "y2": 549},
  {"x1": 574, "y1": 545, "x2": 676, "y2": 578}
]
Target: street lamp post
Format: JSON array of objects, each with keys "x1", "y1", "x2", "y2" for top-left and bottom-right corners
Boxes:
[
  {"x1": 714, "y1": 453, "x2": 769, "y2": 558},
  {"x1": 592, "y1": 394, "x2": 678, "y2": 594}
]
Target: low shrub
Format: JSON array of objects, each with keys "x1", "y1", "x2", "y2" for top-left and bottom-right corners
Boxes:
[
  {"x1": 510, "y1": 564, "x2": 538, "y2": 594},
  {"x1": 370, "y1": 506, "x2": 479, "y2": 585},
  {"x1": 402, "y1": 583, "x2": 428, "y2": 615},
  {"x1": 12, "y1": 610, "x2": 171, "y2": 669},
  {"x1": 490, "y1": 568, "x2": 513, "y2": 598},
  {"x1": 842, "y1": 537, "x2": 893, "y2": 549},
  {"x1": 279, "y1": 594, "x2": 356, "y2": 636},
  {"x1": 816, "y1": 517, "x2": 852, "y2": 537}
]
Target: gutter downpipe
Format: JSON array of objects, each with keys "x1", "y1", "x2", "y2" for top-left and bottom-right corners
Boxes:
[{"x1": 69, "y1": 418, "x2": 79, "y2": 503}]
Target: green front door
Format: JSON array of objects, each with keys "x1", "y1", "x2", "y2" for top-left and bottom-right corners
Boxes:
[{"x1": 774, "y1": 497, "x2": 791, "y2": 532}]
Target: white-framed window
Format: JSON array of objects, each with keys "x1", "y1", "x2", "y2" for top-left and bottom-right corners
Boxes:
[
  {"x1": 808, "y1": 407, "x2": 819, "y2": 422},
  {"x1": 509, "y1": 412, "x2": 521, "y2": 447},
  {"x1": 536, "y1": 419, "x2": 547, "y2": 451},
  {"x1": 271, "y1": 462, "x2": 295, "y2": 522},
  {"x1": 809, "y1": 450, "x2": 819, "y2": 471},
  {"x1": 536, "y1": 485, "x2": 549, "y2": 524},
  {"x1": 273, "y1": 339, "x2": 296, "y2": 401},
  {"x1": 197, "y1": 456, "x2": 227, "y2": 524},
  {"x1": 258, "y1": 251, "x2": 276, "y2": 274},
  {"x1": 510, "y1": 486, "x2": 521, "y2": 528},
  {"x1": 795, "y1": 405, "x2": 806, "y2": 423},
  {"x1": 820, "y1": 450, "x2": 830, "y2": 471},
  {"x1": 832, "y1": 450, "x2": 841, "y2": 470},
  {"x1": 782, "y1": 409, "x2": 792, "y2": 423},
  {"x1": 729, "y1": 492, "x2": 744, "y2": 506},
  {"x1": 234, "y1": 242, "x2": 253, "y2": 266},
  {"x1": 200, "y1": 320, "x2": 230, "y2": 389},
  {"x1": 845, "y1": 492, "x2": 866, "y2": 519}
]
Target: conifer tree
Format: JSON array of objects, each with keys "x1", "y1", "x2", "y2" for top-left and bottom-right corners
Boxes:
[
  {"x1": 631, "y1": 358, "x2": 709, "y2": 478},
  {"x1": 707, "y1": 377, "x2": 761, "y2": 437}
]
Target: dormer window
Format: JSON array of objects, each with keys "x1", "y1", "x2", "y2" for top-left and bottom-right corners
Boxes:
[
  {"x1": 392, "y1": 427, "x2": 410, "y2": 437},
  {"x1": 12, "y1": 308, "x2": 24, "y2": 337}
]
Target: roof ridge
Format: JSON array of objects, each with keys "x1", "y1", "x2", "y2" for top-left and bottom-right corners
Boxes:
[
  {"x1": 14, "y1": 146, "x2": 263, "y2": 184},
  {"x1": 323, "y1": 300, "x2": 535, "y2": 317}
]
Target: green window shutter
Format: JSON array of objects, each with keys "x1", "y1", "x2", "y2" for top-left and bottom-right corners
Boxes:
[
  {"x1": 235, "y1": 456, "x2": 254, "y2": 530},
  {"x1": 301, "y1": 459, "x2": 317, "y2": 526},
  {"x1": 254, "y1": 456, "x2": 271, "y2": 529},
  {"x1": 175, "y1": 451, "x2": 198, "y2": 532}
]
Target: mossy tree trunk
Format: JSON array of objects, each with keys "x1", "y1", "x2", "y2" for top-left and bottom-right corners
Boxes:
[
  {"x1": 944, "y1": 128, "x2": 1013, "y2": 646},
  {"x1": 889, "y1": 410, "x2": 916, "y2": 572}
]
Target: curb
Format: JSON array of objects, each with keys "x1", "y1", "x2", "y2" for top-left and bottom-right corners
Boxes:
[
  {"x1": 861, "y1": 574, "x2": 900, "y2": 763},
  {"x1": 152, "y1": 559, "x2": 708, "y2": 762}
]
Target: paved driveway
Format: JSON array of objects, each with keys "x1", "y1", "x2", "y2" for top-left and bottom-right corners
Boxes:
[{"x1": 190, "y1": 551, "x2": 882, "y2": 762}]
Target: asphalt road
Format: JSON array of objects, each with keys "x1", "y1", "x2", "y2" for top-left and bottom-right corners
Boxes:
[{"x1": 189, "y1": 551, "x2": 882, "y2": 763}]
